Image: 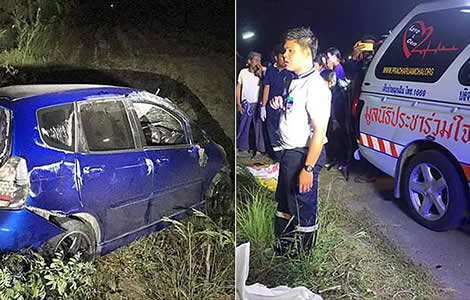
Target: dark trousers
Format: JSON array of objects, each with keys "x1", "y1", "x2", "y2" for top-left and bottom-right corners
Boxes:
[
  {"x1": 264, "y1": 106, "x2": 282, "y2": 160},
  {"x1": 274, "y1": 147, "x2": 325, "y2": 252},
  {"x1": 326, "y1": 118, "x2": 348, "y2": 164},
  {"x1": 237, "y1": 103, "x2": 265, "y2": 153}
]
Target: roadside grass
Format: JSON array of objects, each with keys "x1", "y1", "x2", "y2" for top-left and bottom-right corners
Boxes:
[
  {"x1": 236, "y1": 163, "x2": 443, "y2": 299},
  {"x1": 96, "y1": 211, "x2": 235, "y2": 300}
]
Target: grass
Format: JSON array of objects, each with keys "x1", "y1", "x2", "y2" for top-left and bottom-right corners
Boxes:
[
  {"x1": 236, "y1": 162, "x2": 443, "y2": 299},
  {"x1": 237, "y1": 186, "x2": 276, "y2": 246},
  {"x1": 96, "y1": 211, "x2": 235, "y2": 300}
]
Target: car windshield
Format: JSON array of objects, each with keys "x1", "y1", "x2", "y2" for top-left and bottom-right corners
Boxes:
[{"x1": 0, "y1": 107, "x2": 11, "y2": 166}]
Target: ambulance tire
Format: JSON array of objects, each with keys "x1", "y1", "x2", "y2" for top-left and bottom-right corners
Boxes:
[{"x1": 403, "y1": 150, "x2": 468, "y2": 231}]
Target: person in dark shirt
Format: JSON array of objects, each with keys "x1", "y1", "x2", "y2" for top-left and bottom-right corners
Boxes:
[
  {"x1": 260, "y1": 44, "x2": 292, "y2": 160},
  {"x1": 324, "y1": 48, "x2": 349, "y2": 174},
  {"x1": 344, "y1": 35, "x2": 378, "y2": 167}
]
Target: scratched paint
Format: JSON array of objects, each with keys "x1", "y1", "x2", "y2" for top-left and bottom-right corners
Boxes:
[{"x1": 28, "y1": 161, "x2": 76, "y2": 197}]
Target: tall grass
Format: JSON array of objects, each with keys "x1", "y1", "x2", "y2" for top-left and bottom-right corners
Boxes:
[
  {"x1": 236, "y1": 187, "x2": 276, "y2": 248},
  {"x1": 236, "y1": 164, "x2": 443, "y2": 299},
  {"x1": 98, "y1": 211, "x2": 235, "y2": 300}
]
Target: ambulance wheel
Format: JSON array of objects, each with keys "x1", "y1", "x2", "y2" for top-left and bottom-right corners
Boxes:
[{"x1": 403, "y1": 150, "x2": 468, "y2": 231}]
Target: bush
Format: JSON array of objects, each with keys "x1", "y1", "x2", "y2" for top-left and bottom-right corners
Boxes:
[{"x1": 0, "y1": 251, "x2": 114, "y2": 300}]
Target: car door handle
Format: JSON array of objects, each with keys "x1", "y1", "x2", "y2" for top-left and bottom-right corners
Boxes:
[
  {"x1": 155, "y1": 158, "x2": 169, "y2": 165},
  {"x1": 83, "y1": 166, "x2": 104, "y2": 175}
]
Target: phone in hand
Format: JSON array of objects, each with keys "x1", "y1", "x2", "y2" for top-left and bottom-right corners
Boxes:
[{"x1": 358, "y1": 42, "x2": 374, "y2": 51}]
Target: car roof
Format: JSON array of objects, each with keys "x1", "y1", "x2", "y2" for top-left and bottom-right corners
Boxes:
[
  {"x1": 412, "y1": 0, "x2": 470, "y2": 14},
  {"x1": 0, "y1": 84, "x2": 127, "y2": 101}
]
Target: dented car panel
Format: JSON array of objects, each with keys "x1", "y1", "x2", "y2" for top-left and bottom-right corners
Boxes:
[
  {"x1": 0, "y1": 209, "x2": 64, "y2": 251},
  {"x1": 0, "y1": 85, "x2": 229, "y2": 255}
]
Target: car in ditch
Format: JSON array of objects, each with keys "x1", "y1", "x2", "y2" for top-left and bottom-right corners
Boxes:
[
  {"x1": 356, "y1": 0, "x2": 470, "y2": 231},
  {"x1": 0, "y1": 84, "x2": 231, "y2": 258}
]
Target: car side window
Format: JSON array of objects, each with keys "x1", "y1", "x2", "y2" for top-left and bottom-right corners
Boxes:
[
  {"x1": 79, "y1": 100, "x2": 135, "y2": 152},
  {"x1": 191, "y1": 123, "x2": 209, "y2": 145},
  {"x1": 37, "y1": 103, "x2": 75, "y2": 151},
  {"x1": 133, "y1": 102, "x2": 187, "y2": 146},
  {"x1": 459, "y1": 57, "x2": 470, "y2": 86}
]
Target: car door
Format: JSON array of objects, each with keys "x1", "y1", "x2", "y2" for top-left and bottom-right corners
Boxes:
[
  {"x1": 76, "y1": 99, "x2": 153, "y2": 242},
  {"x1": 129, "y1": 100, "x2": 203, "y2": 223}
]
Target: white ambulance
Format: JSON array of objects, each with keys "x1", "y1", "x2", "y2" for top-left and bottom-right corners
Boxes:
[{"x1": 358, "y1": 0, "x2": 470, "y2": 231}]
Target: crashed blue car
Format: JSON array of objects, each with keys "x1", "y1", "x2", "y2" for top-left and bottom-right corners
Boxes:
[{"x1": 0, "y1": 84, "x2": 230, "y2": 258}]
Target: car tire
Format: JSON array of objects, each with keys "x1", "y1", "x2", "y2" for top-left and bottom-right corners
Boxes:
[
  {"x1": 205, "y1": 171, "x2": 232, "y2": 217},
  {"x1": 403, "y1": 150, "x2": 468, "y2": 231},
  {"x1": 40, "y1": 218, "x2": 97, "y2": 260}
]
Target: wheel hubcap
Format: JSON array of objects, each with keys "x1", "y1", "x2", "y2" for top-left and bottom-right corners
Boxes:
[
  {"x1": 408, "y1": 163, "x2": 449, "y2": 221},
  {"x1": 54, "y1": 230, "x2": 93, "y2": 259}
]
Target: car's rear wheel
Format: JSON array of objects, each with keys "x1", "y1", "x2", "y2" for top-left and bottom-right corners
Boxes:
[
  {"x1": 205, "y1": 171, "x2": 232, "y2": 217},
  {"x1": 403, "y1": 150, "x2": 468, "y2": 231},
  {"x1": 41, "y1": 218, "x2": 96, "y2": 260}
]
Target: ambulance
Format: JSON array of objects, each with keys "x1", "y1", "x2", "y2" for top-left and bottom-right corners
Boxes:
[{"x1": 357, "y1": 0, "x2": 470, "y2": 231}]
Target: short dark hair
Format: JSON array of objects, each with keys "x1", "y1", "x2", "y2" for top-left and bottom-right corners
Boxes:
[
  {"x1": 314, "y1": 53, "x2": 328, "y2": 67},
  {"x1": 285, "y1": 27, "x2": 318, "y2": 59},
  {"x1": 361, "y1": 34, "x2": 377, "y2": 42},
  {"x1": 327, "y1": 47, "x2": 341, "y2": 59}
]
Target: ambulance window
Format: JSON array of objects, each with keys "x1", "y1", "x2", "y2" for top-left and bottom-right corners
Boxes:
[
  {"x1": 375, "y1": 7, "x2": 470, "y2": 83},
  {"x1": 459, "y1": 57, "x2": 470, "y2": 86}
]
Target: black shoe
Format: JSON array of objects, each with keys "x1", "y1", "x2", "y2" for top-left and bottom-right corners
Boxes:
[
  {"x1": 324, "y1": 161, "x2": 337, "y2": 170},
  {"x1": 338, "y1": 164, "x2": 349, "y2": 181}
]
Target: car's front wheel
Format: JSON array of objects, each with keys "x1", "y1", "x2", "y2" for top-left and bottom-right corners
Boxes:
[
  {"x1": 205, "y1": 171, "x2": 232, "y2": 217},
  {"x1": 41, "y1": 218, "x2": 96, "y2": 260},
  {"x1": 403, "y1": 150, "x2": 468, "y2": 231}
]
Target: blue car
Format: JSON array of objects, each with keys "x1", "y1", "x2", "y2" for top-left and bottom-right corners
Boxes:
[{"x1": 0, "y1": 84, "x2": 231, "y2": 258}]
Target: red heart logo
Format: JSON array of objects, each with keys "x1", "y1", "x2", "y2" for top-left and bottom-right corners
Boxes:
[{"x1": 402, "y1": 20, "x2": 434, "y2": 59}]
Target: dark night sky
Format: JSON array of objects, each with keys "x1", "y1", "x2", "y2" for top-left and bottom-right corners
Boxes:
[{"x1": 237, "y1": 0, "x2": 438, "y2": 62}]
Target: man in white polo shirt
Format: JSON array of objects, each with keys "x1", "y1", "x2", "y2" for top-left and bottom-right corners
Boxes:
[{"x1": 270, "y1": 27, "x2": 331, "y2": 255}]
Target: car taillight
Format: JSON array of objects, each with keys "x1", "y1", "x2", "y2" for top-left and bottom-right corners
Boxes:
[{"x1": 0, "y1": 156, "x2": 30, "y2": 209}]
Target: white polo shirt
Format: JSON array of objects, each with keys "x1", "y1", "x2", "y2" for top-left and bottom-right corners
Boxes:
[
  {"x1": 278, "y1": 68, "x2": 331, "y2": 149},
  {"x1": 237, "y1": 68, "x2": 262, "y2": 104}
]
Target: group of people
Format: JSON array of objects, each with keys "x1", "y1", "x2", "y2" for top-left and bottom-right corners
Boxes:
[{"x1": 236, "y1": 27, "x2": 379, "y2": 256}]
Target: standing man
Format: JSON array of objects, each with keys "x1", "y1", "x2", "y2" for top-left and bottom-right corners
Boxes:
[
  {"x1": 236, "y1": 51, "x2": 265, "y2": 159},
  {"x1": 325, "y1": 47, "x2": 350, "y2": 177},
  {"x1": 260, "y1": 44, "x2": 291, "y2": 160},
  {"x1": 270, "y1": 27, "x2": 331, "y2": 255}
]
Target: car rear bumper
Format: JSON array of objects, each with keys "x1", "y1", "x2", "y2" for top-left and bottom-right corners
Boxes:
[{"x1": 0, "y1": 209, "x2": 64, "y2": 252}]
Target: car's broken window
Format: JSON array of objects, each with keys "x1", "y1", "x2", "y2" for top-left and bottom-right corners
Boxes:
[
  {"x1": 133, "y1": 102, "x2": 187, "y2": 146},
  {"x1": 80, "y1": 100, "x2": 135, "y2": 152},
  {"x1": 37, "y1": 104, "x2": 74, "y2": 151},
  {"x1": 191, "y1": 122, "x2": 210, "y2": 145}
]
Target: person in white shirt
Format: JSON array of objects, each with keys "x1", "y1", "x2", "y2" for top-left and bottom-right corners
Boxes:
[
  {"x1": 270, "y1": 27, "x2": 331, "y2": 255},
  {"x1": 236, "y1": 51, "x2": 265, "y2": 159}
]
